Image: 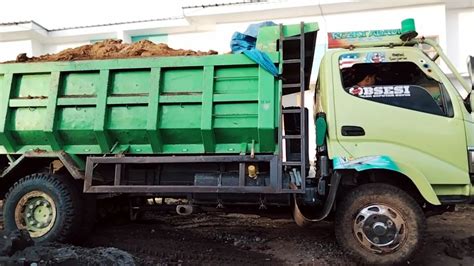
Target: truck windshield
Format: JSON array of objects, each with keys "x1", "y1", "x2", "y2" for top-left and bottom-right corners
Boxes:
[{"x1": 340, "y1": 61, "x2": 454, "y2": 117}]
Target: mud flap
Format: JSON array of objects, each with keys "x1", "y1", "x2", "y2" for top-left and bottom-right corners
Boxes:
[{"x1": 291, "y1": 172, "x2": 341, "y2": 227}]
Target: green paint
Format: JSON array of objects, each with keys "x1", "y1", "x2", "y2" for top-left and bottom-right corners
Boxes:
[
  {"x1": 0, "y1": 74, "x2": 17, "y2": 152},
  {"x1": 201, "y1": 66, "x2": 216, "y2": 153},
  {"x1": 432, "y1": 184, "x2": 471, "y2": 196},
  {"x1": 0, "y1": 20, "x2": 313, "y2": 156},
  {"x1": 401, "y1": 18, "x2": 416, "y2": 36},
  {"x1": 146, "y1": 68, "x2": 163, "y2": 153},
  {"x1": 44, "y1": 72, "x2": 62, "y2": 150},
  {"x1": 60, "y1": 71, "x2": 99, "y2": 96},
  {"x1": 257, "y1": 67, "x2": 276, "y2": 152},
  {"x1": 0, "y1": 21, "x2": 314, "y2": 155},
  {"x1": 256, "y1": 23, "x2": 319, "y2": 52},
  {"x1": 315, "y1": 116, "x2": 326, "y2": 147},
  {"x1": 110, "y1": 70, "x2": 150, "y2": 94},
  {"x1": 321, "y1": 46, "x2": 473, "y2": 204},
  {"x1": 3, "y1": 21, "x2": 468, "y2": 204},
  {"x1": 93, "y1": 70, "x2": 113, "y2": 153}
]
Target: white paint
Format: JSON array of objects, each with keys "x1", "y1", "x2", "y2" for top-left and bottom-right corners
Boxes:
[
  {"x1": 117, "y1": 31, "x2": 132, "y2": 44},
  {"x1": 30, "y1": 40, "x2": 43, "y2": 56},
  {"x1": 42, "y1": 42, "x2": 91, "y2": 55},
  {"x1": 0, "y1": 40, "x2": 33, "y2": 61},
  {"x1": 0, "y1": 0, "x2": 183, "y2": 30},
  {"x1": 168, "y1": 30, "x2": 224, "y2": 53},
  {"x1": 0, "y1": 2, "x2": 467, "y2": 74},
  {"x1": 0, "y1": 1, "x2": 470, "y2": 74},
  {"x1": 446, "y1": 7, "x2": 474, "y2": 74}
]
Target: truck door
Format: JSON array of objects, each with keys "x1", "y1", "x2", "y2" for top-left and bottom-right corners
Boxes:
[{"x1": 332, "y1": 50, "x2": 470, "y2": 185}]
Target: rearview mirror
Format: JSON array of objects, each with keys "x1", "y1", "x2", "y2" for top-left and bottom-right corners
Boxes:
[
  {"x1": 468, "y1": 56, "x2": 474, "y2": 91},
  {"x1": 468, "y1": 57, "x2": 474, "y2": 112},
  {"x1": 471, "y1": 92, "x2": 474, "y2": 113}
]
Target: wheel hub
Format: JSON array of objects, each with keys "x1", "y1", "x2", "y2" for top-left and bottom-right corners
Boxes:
[
  {"x1": 353, "y1": 204, "x2": 406, "y2": 254},
  {"x1": 372, "y1": 222, "x2": 388, "y2": 236},
  {"x1": 14, "y1": 191, "x2": 57, "y2": 238}
]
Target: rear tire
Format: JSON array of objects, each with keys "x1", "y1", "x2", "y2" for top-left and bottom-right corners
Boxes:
[
  {"x1": 335, "y1": 183, "x2": 426, "y2": 265},
  {"x1": 3, "y1": 173, "x2": 84, "y2": 243}
]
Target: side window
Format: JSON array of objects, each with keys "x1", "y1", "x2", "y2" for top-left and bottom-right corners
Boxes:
[{"x1": 340, "y1": 61, "x2": 453, "y2": 117}]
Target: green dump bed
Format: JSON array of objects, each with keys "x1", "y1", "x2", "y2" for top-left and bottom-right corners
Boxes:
[{"x1": 0, "y1": 23, "x2": 317, "y2": 155}]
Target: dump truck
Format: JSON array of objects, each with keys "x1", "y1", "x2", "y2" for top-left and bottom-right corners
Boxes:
[{"x1": 0, "y1": 19, "x2": 473, "y2": 264}]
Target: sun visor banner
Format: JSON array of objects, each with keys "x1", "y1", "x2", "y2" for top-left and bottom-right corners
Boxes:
[
  {"x1": 328, "y1": 29, "x2": 401, "y2": 49},
  {"x1": 339, "y1": 52, "x2": 386, "y2": 69}
]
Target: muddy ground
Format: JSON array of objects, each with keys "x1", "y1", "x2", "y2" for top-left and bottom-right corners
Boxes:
[
  {"x1": 79, "y1": 204, "x2": 474, "y2": 265},
  {"x1": 1, "y1": 204, "x2": 472, "y2": 264},
  {"x1": 4, "y1": 39, "x2": 217, "y2": 63}
]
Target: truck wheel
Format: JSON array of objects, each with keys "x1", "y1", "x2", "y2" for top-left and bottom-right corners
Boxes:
[
  {"x1": 335, "y1": 183, "x2": 426, "y2": 265},
  {"x1": 3, "y1": 173, "x2": 83, "y2": 243}
]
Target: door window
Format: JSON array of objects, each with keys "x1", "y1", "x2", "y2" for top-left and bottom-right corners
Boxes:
[{"x1": 340, "y1": 61, "x2": 453, "y2": 117}]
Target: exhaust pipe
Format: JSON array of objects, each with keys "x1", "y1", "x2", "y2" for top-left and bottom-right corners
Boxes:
[{"x1": 176, "y1": 205, "x2": 193, "y2": 216}]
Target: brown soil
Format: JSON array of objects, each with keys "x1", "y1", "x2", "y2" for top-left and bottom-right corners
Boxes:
[{"x1": 6, "y1": 39, "x2": 218, "y2": 63}]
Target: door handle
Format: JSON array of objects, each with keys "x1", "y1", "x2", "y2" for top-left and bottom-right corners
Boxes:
[{"x1": 341, "y1": 126, "x2": 365, "y2": 136}]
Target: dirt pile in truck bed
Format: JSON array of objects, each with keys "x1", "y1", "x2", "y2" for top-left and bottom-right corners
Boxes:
[{"x1": 7, "y1": 39, "x2": 218, "y2": 63}]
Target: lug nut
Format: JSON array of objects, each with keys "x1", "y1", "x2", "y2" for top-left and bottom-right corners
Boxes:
[
  {"x1": 26, "y1": 213, "x2": 31, "y2": 218},
  {"x1": 29, "y1": 205, "x2": 34, "y2": 209},
  {"x1": 373, "y1": 237, "x2": 379, "y2": 244}
]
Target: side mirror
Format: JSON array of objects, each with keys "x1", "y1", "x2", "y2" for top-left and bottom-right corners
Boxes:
[
  {"x1": 468, "y1": 56, "x2": 474, "y2": 91},
  {"x1": 471, "y1": 92, "x2": 474, "y2": 113},
  {"x1": 467, "y1": 56, "x2": 474, "y2": 89},
  {"x1": 468, "y1": 56, "x2": 474, "y2": 112}
]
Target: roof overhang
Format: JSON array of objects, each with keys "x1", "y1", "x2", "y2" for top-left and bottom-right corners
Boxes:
[
  {"x1": 0, "y1": 18, "x2": 196, "y2": 44},
  {"x1": 0, "y1": 21, "x2": 48, "y2": 42}
]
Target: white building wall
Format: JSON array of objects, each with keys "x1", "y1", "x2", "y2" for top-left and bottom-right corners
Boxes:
[
  {"x1": 41, "y1": 42, "x2": 91, "y2": 55},
  {"x1": 0, "y1": 40, "x2": 33, "y2": 61},
  {"x1": 0, "y1": 4, "x2": 460, "y2": 70},
  {"x1": 30, "y1": 40, "x2": 43, "y2": 56},
  {"x1": 167, "y1": 4, "x2": 448, "y2": 81},
  {"x1": 167, "y1": 31, "x2": 224, "y2": 53},
  {"x1": 446, "y1": 7, "x2": 474, "y2": 74}
]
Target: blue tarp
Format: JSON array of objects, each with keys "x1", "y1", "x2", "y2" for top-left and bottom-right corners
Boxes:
[{"x1": 231, "y1": 22, "x2": 280, "y2": 77}]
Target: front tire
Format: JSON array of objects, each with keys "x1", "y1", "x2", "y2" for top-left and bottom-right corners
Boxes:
[
  {"x1": 335, "y1": 183, "x2": 426, "y2": 265},
  {"x1": 3, "y1": 173, "x2": 84, "y2": 243}
]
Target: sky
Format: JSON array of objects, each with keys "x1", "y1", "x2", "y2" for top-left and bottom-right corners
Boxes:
[{"x1": 0, "y1": 0, "x2": 185, "y2": 29}]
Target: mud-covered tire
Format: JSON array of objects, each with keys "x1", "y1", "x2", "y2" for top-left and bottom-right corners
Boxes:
[
  {"x1": 3, "y1": 173, "x2": 84, "y2": 243},
  {"x1": 335, "y1": 183, "x2": 426, "y2": 265}
]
